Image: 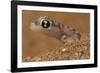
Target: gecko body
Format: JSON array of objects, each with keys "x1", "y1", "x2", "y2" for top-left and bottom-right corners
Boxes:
[{"x1": 30, "y1": 16, "x2": 81, "y2": 43}]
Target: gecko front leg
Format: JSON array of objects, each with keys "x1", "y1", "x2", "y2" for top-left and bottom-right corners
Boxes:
[{"x1": 60, "y1": 25, "x2": 81, "y2": 43}]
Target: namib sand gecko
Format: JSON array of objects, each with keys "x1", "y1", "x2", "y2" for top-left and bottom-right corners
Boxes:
[{"x1": 30, "y1": 16, "x2": 81, "y2": 43}]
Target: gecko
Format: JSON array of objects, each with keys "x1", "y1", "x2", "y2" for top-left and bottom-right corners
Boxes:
[{"x1": 30, "y1": 16, "x2": 81, "y2": 43}]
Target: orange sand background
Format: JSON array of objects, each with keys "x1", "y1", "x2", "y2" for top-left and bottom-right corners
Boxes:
[{"x1": 22, "y1": 10, "x2": 90, "y2": 59}]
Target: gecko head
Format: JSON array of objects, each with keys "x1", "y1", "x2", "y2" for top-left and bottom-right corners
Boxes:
[{"x1": 30, "y1": 16, "x2": 55, "y2": 32}]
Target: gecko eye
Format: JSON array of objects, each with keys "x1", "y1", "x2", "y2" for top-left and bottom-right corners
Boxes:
[{"x1": 41, "y1": 20, "x2": 50, "y2": 28}]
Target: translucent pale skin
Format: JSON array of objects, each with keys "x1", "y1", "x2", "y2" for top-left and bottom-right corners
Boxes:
[{"x1": 30, "y1": 16, "x2": 81, "y2": 43}]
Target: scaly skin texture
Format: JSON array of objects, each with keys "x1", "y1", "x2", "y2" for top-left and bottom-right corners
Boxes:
[{"x1": 30, "y1": 16, "x2": 81, "y2": 43}]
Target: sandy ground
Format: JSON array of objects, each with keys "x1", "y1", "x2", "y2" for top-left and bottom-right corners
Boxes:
[
  {"x1": 22, "y1": 10, "x2": 90, "y2": 62},
  {"x1": 23, "y1": 33, "x2": 90, "y2": 62}
]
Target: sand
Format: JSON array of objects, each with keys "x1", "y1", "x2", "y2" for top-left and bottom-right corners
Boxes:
[
  {"x1": 23, "y1": 33, "x2": 90, "y2": 62},
  {"x1": 22, "y1": 10, "x2": 90, "y2": 62}
]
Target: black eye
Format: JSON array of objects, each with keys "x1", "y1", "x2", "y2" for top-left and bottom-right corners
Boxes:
[{"x1": 41, "y1": 20, "x2": 50, "y2": 28}]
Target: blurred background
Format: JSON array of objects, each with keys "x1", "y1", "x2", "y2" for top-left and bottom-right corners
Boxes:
[{"x1": 22, "y1": 10, "x2": 90, "y2": 59}]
